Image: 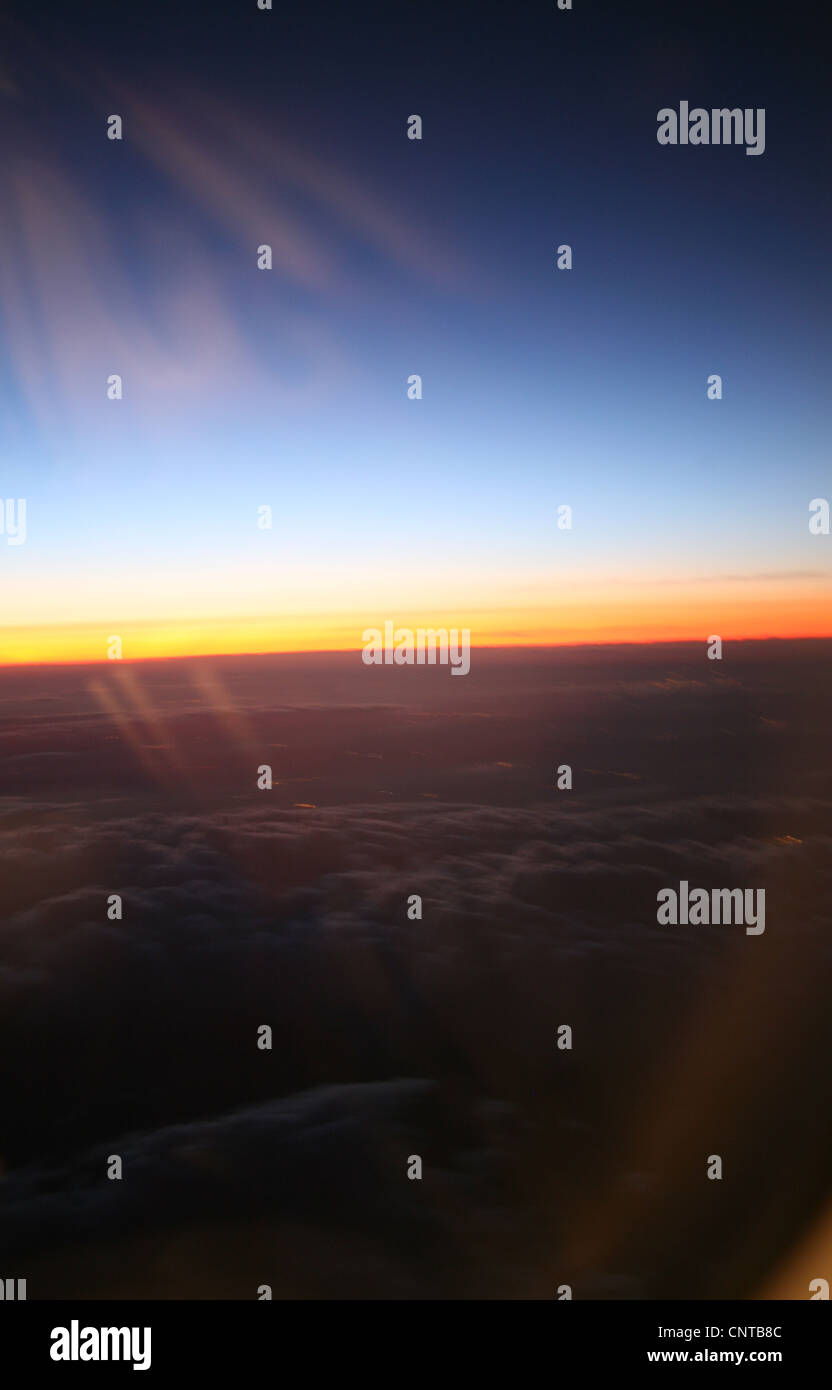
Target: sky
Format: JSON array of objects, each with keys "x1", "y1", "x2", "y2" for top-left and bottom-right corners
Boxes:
[
  {"x1": 1, "y1": 0, "x2": 830, "y2": 664},
  {"x1": 1, "y1": 1, "x2": 831, "y2": 1307}
]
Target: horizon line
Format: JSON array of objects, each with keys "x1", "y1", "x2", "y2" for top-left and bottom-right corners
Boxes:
[{"x1": 3, "y1": 632, "x2": 831, "y2": 672}]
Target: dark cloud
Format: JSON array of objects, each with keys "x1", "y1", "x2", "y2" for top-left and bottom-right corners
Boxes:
[
  {"x1": 0, "y1": 1079, "x2": 528, "y2": 1298},
  {"x1": 1, "y1": 644, "x2": 831, "y2": 1296}
]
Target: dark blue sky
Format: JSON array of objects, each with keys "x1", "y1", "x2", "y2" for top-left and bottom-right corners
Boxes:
[{"x1": 1, "y1": 0, "x2": 830, "y2": 659}]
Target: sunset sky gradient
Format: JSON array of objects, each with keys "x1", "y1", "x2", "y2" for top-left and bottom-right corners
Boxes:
[
  {"x1": 1, "y1": 0, "x2": 830, "y2": 665},
  {"x1": 2, "y1": 0, "x2": 832, "y2": 1313}
]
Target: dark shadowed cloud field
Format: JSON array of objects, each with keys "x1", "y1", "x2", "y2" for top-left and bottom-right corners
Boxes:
[{"x1": 1, "y1": 642, "x2": 830, "y2": 1298}]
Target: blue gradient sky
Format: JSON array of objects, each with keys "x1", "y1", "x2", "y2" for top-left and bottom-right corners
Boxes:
[{"x1": 1, "y1": 0, "x2": 830, "y2": 658}]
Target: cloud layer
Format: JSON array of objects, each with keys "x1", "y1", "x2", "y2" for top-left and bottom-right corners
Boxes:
[{"x1": 1, "y1": 644, "x2": 830, "y2": 1297}]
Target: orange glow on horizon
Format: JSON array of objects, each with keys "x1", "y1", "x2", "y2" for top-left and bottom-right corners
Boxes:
[{"x1": 2, "y1": 591, "x2": 831, "y2": 667}]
